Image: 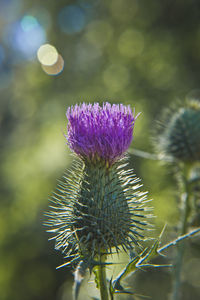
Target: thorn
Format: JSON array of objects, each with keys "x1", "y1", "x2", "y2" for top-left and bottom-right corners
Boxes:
[{"x1": 56, "y1": 261, "x2": 71, "y2": 269}]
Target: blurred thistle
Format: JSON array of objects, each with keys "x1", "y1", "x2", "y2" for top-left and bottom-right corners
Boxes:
[
  {"x1": 154, "y1": 99, "x2": 200, "y2": 162},
  {"x1": 153, "y1": 99, "x2": 200, "y2": 300},
  {"x1": 45, "y1": 102, "x2": 151, "y2": 299}
]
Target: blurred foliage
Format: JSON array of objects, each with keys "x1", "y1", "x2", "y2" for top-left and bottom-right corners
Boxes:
[{"x1": 0, "y1": 0, "x2": 200, "y2": 299}]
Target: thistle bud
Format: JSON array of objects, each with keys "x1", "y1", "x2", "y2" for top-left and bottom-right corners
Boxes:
[
  {"x1": 46, "y1": 103, "x2": 150, "y2": 268},
  {"x1": 154, "y1": 100, "x2": 200, "y2": 162}
]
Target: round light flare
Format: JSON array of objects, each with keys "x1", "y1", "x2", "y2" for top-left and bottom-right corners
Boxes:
[
  {"x1": 103, "y1": 64, "x2": 130, "y2": 92},
  {"x1": 8, "y1": 15, "x2": 46, "y2": 60},
  {"x1": 41, "y1": 54, "x2": 64, "y2": 76},
  {"x1": 21, "y1": 15, "x2": 38, "y2": 32},
  {"x1": 118, "y1": 29, "x2": 144, "y2": 58},
  {"x1": 84, "y1": 21, "x2": 113, "y2": 49},
  {"x1": 37, "y1": 44, "x2": 58, "y2": 66},
  {"x1": 58, "y1": 5, "x2": 86, "y2": 34}
]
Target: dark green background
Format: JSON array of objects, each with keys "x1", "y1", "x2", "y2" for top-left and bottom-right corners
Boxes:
[{"x1": 0, "y1": 0, "x2": 200, "y2": 299}]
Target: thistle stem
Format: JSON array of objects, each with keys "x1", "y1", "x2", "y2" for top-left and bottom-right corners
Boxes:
[
  {"x1": 97, "y1": 254, "x2": 109, "y2": 300},
  {"x1": 171, "y1": 165, "x2": 191, "y2": 300},
  {"x1": 128, "y1": 148, "x2": 173, "y2": 162}
]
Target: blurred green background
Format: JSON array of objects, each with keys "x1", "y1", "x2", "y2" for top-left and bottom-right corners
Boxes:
[{"x1": 1, "y1": 0, "x2": 200, "y2": 299}]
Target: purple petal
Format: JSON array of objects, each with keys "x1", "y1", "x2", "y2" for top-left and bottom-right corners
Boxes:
[{"x1": 66, "y1": 102, "x2": 137, "y2": 164}]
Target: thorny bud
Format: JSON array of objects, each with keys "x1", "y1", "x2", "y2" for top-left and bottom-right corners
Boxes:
[
  {"x1": 45, "y1": 102, "x2": 151, "y2": 271},
  {"x1": 154, "y1": 99, "x2": 200, "y2": 162}
]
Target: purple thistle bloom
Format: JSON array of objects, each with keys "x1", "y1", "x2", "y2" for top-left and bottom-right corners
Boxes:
[{"x1": 66, "y1": 102, "x2": 138, "y2": 164}]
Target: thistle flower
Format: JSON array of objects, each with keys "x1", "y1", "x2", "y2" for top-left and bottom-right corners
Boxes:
[
  {"x1": 46, "y1": 102, "x2": 150, "y2": 270},
  {"x1": 154, "y1": 99, "x2": 200, "y2": 162},
  {"x1": 66, "y1": 102, "x2": 137, "y2": 165}
]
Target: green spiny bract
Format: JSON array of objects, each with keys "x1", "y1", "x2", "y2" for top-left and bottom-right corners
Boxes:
[
  {"x1": 46, "y1": 157, "x2": 149, "y2": 268},
  {"x1": 155, "y1": 99, "x2": 200, "y2": 162}
]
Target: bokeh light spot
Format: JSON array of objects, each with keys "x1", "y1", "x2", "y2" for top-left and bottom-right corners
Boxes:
[
  {"x1": 85, "y1": 21, "x2": 113, "y2": 48},
  {"x1": 9, "y1": 15, "x2": 46, "y2": 60},
  {"x1": 118, "y1": 29, "x2": 144, "y2": 58},
  {"x1": 37, "y1": 44, "x2": 58, "y2": 66},
  {"x1": 103, "y1": 64, "x2": 130, "y2": 92},
  {"x1": 41, "y1": 54, "x2": 64, "y2": 76},
  {"x1": 21, "y1": 15, "x2": 38, "y2": 32},
  {"x1": 58, "y1": 5, "x2": 86, "y2": 34}
]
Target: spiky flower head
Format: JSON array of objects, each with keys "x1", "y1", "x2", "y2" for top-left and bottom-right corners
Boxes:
[
  {"x1": 46, "y1": 102, "x2": 150, "y2": 270},
  {"x1": 66, "y1": 102, "x2": 137, "y2": 164},
  {"x1": 154, "y1": 99, "x2": 200, "y2": 162}
]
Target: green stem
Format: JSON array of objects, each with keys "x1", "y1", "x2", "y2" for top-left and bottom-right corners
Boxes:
[
  {"x1": 128, "y1": 148, "x2": 173, "y2": 162},
  {"x1": 97, "y1": 254, "x2": 109, "y2": 300},
  {"x1": 171, "y1": 165, "x2": 191, "y2": 300}
]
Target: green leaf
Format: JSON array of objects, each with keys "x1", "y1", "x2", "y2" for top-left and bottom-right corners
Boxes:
[{"x1": 112, "y1": 225, "x2": 167, "y2": 294}]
